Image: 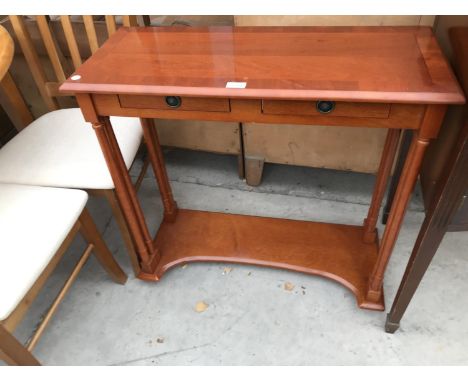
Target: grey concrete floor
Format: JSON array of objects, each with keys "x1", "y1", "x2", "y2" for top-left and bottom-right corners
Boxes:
[{"x1": 7, "y1": 149, "x2": 468, "y2": 365}]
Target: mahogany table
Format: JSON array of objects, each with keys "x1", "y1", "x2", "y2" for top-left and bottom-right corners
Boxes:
[
  {"x1": 60, "y1": 26, "x2": 464, "y2": 311},
  {"x1": 385, "y1": 27, "x2": 468, "y2": 332}
]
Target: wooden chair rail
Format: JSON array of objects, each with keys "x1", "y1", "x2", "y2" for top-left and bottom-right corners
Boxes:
[
  {"x1": 0, "y1": 206, "x2": 127, "y2": 365},
  {"x1": 25, "y1": 243, "x2": 94, "y2": 351}
]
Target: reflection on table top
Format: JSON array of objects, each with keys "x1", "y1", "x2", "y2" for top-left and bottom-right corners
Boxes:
[{"x1": 61, "y1": 26, "x2": 465, "y2": 104}]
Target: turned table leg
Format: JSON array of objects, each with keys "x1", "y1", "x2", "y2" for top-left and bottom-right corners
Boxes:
[
  {"x1": 92, "y1": 117, "x2": 160, "y2": 273},
  {"x1": 140, "y1": 118, "x2": 178, "y2": 222},
  {"x1": 363, "y1": 129, "x2": 401, "y2": 243},
  {"x1": 366, "y1": 132, "x2": 430, "y2": 303}
]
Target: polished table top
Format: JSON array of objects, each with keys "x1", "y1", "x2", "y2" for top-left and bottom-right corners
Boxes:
[{"x1": 61, "y1": 26, "x2": 465, "y2": 105}]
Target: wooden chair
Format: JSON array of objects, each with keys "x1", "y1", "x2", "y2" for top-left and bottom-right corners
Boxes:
[
  {"x1": 0, "y1": 16, "x2": 150, "y2": 275},
  {"x1": 0, "y1": 183, "x2": 127, "y2": 365}
]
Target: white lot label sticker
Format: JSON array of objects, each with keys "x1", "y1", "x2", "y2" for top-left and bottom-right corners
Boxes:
[{"x1": 226, "y1": 81, "x2": 247, "y2": 89}]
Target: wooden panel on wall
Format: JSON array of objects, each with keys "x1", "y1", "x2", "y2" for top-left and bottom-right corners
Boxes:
[
  {"x1": 150, "y1": 15, "x2": 234, "y2": 27},
  {"x1": 235, "y1": 16, "x2": 436, "y2": 27},
  {"x1": 156, "y1": 120, "x2": 241, "y2": 155},
  {"x1": 243, "y1": 123, "x2": 388, "y2": 173}
]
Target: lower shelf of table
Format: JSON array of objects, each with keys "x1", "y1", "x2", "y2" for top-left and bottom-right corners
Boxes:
[{"x1": 139, "y1": 209, "x2": 384, "y2": 311}]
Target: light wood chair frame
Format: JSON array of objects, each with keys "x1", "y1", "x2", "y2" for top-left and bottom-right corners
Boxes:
[
  {"x1": 0, "y1": 208, "x2": 127, "y2": 366},
  {"x1": 3, "y1": 16, "x2": 151, "y2": 275}
]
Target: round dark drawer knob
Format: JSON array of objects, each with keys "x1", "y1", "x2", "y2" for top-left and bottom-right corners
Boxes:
[
  {"x1": 165, "y1": 96, "x2": 181, "y2": 108},
  {"x1": 316, "y1": 100, "x2": 335, "y2": 114}
]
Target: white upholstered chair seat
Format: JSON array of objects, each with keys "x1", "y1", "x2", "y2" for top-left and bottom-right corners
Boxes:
[
  {"x1": 0, "y1": 108, "x2": 143, "y2": 189},
  {"x1": 0, "y1": 184, "x2": 88, "y2": 320}
]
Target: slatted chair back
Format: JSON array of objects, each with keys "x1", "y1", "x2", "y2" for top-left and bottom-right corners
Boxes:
[{"x1": 8, "y1": 16, "x2": 144, "y2": 112}]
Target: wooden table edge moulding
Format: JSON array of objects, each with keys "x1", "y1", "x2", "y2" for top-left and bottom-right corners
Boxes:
[{"x1": 60, "y1": 26, "x2": 465, "y2": 311}]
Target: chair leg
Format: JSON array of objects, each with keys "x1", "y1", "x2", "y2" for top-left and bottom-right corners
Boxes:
[
  {"x1": 0, "y1": 325, "x2": 40, "y2": 366},
  {"x1": 102, "y1": 189, "x2": 141, "y2": 275},
  {"x1": 78, "y1": 208, "x2": 127, "y2": 284}
]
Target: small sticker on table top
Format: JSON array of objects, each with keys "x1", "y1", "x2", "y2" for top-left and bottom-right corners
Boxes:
[{"x1": 226, "y1": 81, "x2": 247, "y2": 89}]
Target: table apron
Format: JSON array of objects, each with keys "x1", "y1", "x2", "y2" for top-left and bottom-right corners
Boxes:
[{"x1": 91, "y1": 94, "x2": 426, "y2": 130}]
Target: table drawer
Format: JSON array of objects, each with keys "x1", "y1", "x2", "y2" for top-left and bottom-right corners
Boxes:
[
  {"x1": 262, "y1": 100, "x2": 391, "y2": 119},
  {"x1": 118, "y1": 95, "x2": 230, "y2": 112}
]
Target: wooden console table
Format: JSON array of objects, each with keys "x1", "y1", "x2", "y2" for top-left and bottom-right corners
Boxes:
[{"x1": 60, "y1": 26, "x2": 464, "y2": 311}]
